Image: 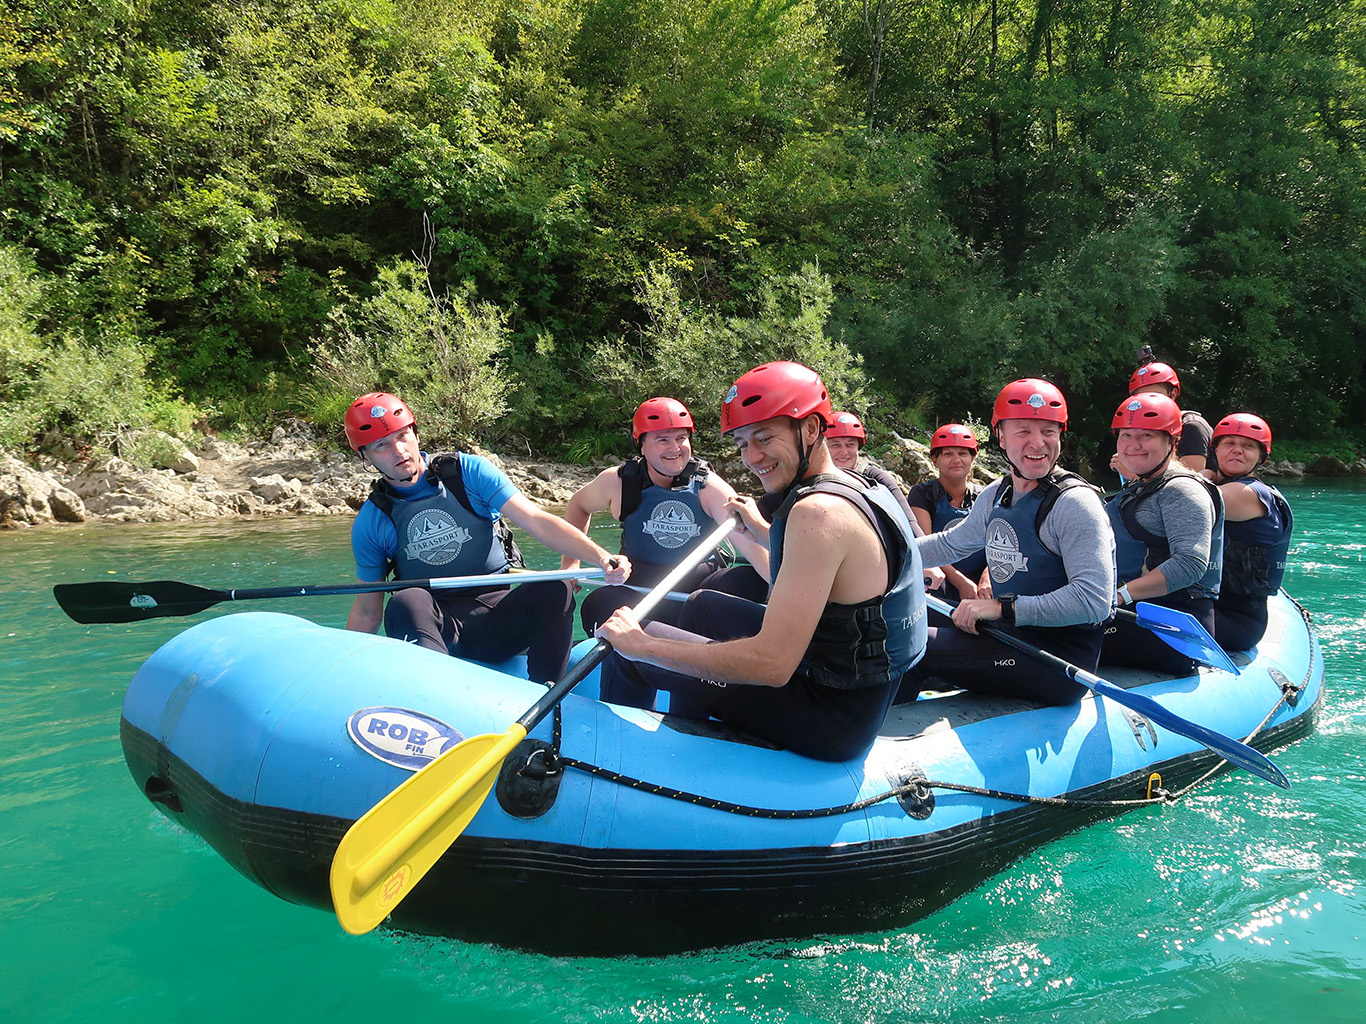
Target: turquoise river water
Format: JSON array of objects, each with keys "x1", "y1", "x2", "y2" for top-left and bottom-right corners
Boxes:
[{"x1": 2, "y1": 480, "x2": 1364, "y2": 1023}]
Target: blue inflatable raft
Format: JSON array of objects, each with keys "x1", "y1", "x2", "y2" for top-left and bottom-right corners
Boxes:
[{"x1": 120, "y1": 592, "x2": 1322, "y2": 953}]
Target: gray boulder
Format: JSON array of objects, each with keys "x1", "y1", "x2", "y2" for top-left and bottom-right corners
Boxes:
[{"x1": 0, "y1": 455, "x2": 87, "y2": 525}]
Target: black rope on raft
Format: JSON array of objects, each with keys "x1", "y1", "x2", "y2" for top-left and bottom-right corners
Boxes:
[
  {"x1": 537, "y1": 662, "x2": 1299, "y2": 818},
  {"x1": 556, "y1": 755, "x2": 1176, "y2": 816}
]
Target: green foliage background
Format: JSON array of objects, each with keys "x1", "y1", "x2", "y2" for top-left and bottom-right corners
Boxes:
[{"x1": 1, "y1": 0, "x2": 1362, "y2": 462}]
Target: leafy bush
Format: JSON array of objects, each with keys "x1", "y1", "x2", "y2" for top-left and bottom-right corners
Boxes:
[
  {"x1": 588, "y1": 262, "x2": 871, "y2": 455},
  {"x1": 0, "y1": 246, "x2": 44, "y2": 389},
  {"x1": 0, "y1": 247, "x2": 202, "y2": 461},
  {"x1": 307, "y1": 254, "x2": 517, "y2": 450},
  {"x1": 0, "y1": 331, "x2": 201, "y2": 462}
]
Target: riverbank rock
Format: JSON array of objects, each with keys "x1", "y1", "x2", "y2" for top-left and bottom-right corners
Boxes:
[
  {"x1": 67, "y1": 457, "x2": 229, "y2": 522},
  {"x1": 0, "y1": 455, "x2": 87, "y2": 526},
  {"x1": 0, "y1": 426, "x2": 600, "y2": 528},
  {"x1": 133, "y1": 429, "x2": 201, "y2": 474},
  {"x1": 1261, "y1": 460, "x2": 1308, "y2": 479},
  {"x1": 1306, "y1": 456, "x2": 1366, "y2": 478}
]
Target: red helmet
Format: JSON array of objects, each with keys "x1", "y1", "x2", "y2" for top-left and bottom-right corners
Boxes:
[
  {"x1": 1112, "y1": 393, "x2": 1183, "y2": 438},
  {"x1": 991, "y1": 379, "x2": 1068, "y2": 429},
  {"x1": 1129, "y1": 361, "x2": 1182, "y2": 396},
  {"x1": 826, "y1": 411, "x2": 866, "y2": 443},
  {"x1": 930, "y1": 423, "x2": 978, "y2": 454},
  {"x1": 632, "y1": 397, "x2": 694, "y2": 441},
  {"x1": 1212, "y1": 413, "x2": 1273, "y2": 457},
  {"x1": 720, "y1": 361, "x2": 834, "y2": 434},
  {"x1": 344, "y1": 392, "x2": 416, "y2": 452}
]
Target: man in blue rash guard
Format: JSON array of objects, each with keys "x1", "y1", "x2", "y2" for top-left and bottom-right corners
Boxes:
[
  {"x1": 901, "y1": 378, "x2": 1115, "y2": 705},
  {"x1": 342, "y1": 392, "x2": 630, "y2": 681},
  {"x1": 594, "y1": 361, "x2": 927, "y2": 763}
]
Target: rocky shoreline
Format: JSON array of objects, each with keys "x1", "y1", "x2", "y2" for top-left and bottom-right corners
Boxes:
[
  {"x1": 0, "y1": 421, "x2": 607, "y2": 528},
  {"x1": 0, "y1": 420, "x2": 1352, "y2": 529}
]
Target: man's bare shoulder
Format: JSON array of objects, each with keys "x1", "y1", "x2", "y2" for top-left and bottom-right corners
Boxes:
[
  {"x1": 777, "y1": 490, "x2": 886, "y2": 603},
  {"x1": 571, "y1": 465, "x2": 624, "y2": 504},
  {"x1": 784, "y1": 491, "x2": 871, "y2": 537}
]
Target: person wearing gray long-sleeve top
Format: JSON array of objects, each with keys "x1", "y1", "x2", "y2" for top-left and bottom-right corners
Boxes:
[
  {"x1": 898, "y1": 379, "x2": 1116, "y2": 706},
  {"x1": 1103, "y1": 393, "x2": 1224, "y2": 675}
]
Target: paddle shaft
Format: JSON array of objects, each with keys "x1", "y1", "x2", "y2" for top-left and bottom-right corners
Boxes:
[
  {"x1": 54, "y1": 568, "x2": 605, "y2": 624},
  {"x1": 341, "y1": 516, "x2": 740, "y2": 902},
  {"x1": 512, "y1": 518, "x2": 736, "y2": 733},
  {"x1": 581, "y1": 579, "x2": 693, "y2": 604},
  {"x1": 923, "y1": 595, "x2": 1288, "y2": 788}
]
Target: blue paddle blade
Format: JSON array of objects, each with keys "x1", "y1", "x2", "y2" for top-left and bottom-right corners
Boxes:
[
  {"x1": 1130, "y1": 601, "x2": 1241, "y2": 675},
  {"x1": 923, "y1": 595, "x2": 1287, "y2": 788},
  {"x1": 1080, "y1": 672, "x2": 1290, "y2": 788}
]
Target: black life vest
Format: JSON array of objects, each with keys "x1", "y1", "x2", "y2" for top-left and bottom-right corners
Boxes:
[
  {"x1": 1220, "y1": 476, "x2": 1294, "y2": 598},
  {"x1": 768, "y1": 471, "x2": 927, "y2": 691}
]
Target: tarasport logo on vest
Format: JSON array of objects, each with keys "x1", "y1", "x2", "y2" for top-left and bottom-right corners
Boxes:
[
  {"x1": 404, "y1": 509, "x2": 473, "y2": 565},
  {"x1": 986, "y1": 518, "x2": 1029, "y2": 583},
  {"x1": 643, "y1": 499, "x2": 702, "y2": 549}
]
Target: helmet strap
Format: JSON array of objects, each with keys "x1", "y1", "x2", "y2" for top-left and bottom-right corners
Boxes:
[
  {"x1": 1132, "y1": 437, "x2": 1177, "y2": 483},
  {"x1": 782, "y1": 416, "x2": 821, "y2": 499},
  {"x1": 998, "y1": 423, "x2": 1063, "y2": 483}
]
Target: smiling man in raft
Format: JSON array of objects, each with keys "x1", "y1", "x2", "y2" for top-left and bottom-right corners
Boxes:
[{"x1": 594, "y1": 361, "x2": 927, "y2": 763}]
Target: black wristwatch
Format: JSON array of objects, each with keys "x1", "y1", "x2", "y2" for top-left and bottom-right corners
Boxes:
[{"x1": 998, "y1": 595, "x2": 1016, "y2": 625}]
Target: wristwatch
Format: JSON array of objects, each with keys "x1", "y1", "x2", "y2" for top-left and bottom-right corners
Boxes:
[{"x1": 998, "y1": 595, "x2": 1016, "y2": 625}]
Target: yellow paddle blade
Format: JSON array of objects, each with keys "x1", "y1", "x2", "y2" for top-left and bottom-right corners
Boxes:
[{"x1": 329, "y1": 725, "x2": 527, "y2": 935}]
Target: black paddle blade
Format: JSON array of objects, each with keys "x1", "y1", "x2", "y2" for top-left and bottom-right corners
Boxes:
[{"x1": 53, "y1": 580, "x2": 227, "y2": 623}]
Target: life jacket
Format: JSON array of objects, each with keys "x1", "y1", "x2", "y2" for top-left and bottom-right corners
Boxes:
[
  {"x1": 1220, "y1": 476, "x2": 1294, "y2": 598},
  {"x1": 985, "y1": 470, "x2": 1096, "y2": 597},
  {"x1": 768, "y1": 471, "x2": 926, "y2": 691},
  {"x1": 1108, "y1": 463, "x2": 1224, "y2": 600},
  {"x1": 617, "y1": 456, "x2": 712, "y2": 568},
  {"x1": 366, "y1": 453, "x2": 524, "y2": 581},
  {"x1": 922, "y1": 478, "x2": 987, "y2": 579}
]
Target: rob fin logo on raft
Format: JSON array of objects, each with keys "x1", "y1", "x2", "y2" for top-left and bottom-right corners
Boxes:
[{"x1": 347, "y1": 707, "x2": 465, "y2": 771}]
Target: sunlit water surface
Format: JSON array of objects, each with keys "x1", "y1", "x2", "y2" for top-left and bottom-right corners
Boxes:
[{"x1": 2, "y1": 481, "x2": 1363, "y2": 1023}]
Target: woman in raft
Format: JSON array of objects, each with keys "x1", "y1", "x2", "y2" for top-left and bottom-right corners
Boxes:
[
  {"x1": 906, "y1": 424, "x2": 988, "y2": 600},
  {"x1": 824, "y1": 411, "x2": 919, "y2": 526},
  {"x1": 1102, "y1": 392, "x2": 1225, "y2": 674},
  {"x1": 1204, "y1": 413, "x2": 1294, "y2": 651}
]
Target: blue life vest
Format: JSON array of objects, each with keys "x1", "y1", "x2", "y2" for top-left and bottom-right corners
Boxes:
[
  {"x1": 1108, "y1": 501, "x2": 1150, "y2": 584},
  {"x1": 1108, "y1": 465, "x2": 1224, "y2": 600},
  {"x1": 984, "y1": 471, "x2": 1094, "y2": 597},
  {"x1": 1221, "y1": 477, "x2": 1294, "y2": 598},
  {"x1": 769, "y1": 471, "x2": 926, "y2": 691},
  {"x1": 923, "y1": 479, "x2": 987, "y2": 580},
  {"x1": 617, "y1": 457, "x2": 712, "y2": 568},
  {"x1": 366, "y1": 454, "x2": 510, "y2": 581}
]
